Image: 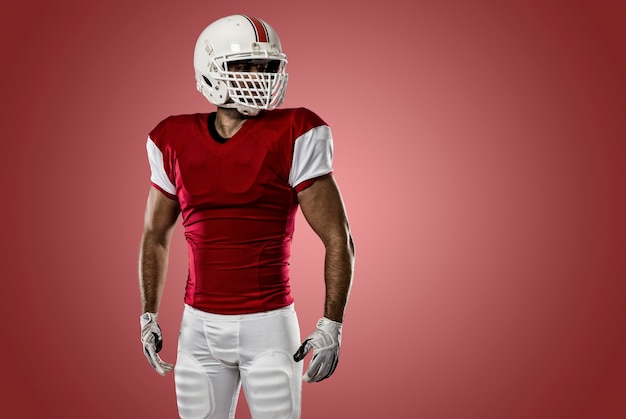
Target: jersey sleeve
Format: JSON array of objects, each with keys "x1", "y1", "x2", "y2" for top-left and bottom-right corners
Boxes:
[
  {"x1": 288, "y1": 124, "x2": 334, "y2": 192},
  {"x1": 146, "y1": 120, "x2": 177, "y2": 199}
]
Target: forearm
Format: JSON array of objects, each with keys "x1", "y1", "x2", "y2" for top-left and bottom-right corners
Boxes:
[
  {"x1": 139, "y1": 234, "x2": 171, "y2": 313},
  {"x1": 323, "y1": 234, "x2": 355, "y2": 323}
]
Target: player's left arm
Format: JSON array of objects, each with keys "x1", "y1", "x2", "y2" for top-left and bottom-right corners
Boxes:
[
  {"x1": 298, "y1": 173, "x2": 355, "y2": 323},
  {"x1": 294, "y1": 173, "x2": 354, "y2": 382}
]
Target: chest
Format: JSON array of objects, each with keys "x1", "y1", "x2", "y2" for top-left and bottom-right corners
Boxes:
[{"x1": 172, "y1": 133, "x2": 293, "y2": 208}]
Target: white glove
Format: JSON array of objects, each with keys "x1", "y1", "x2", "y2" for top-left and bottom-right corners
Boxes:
[
  {"x1": 293, "y1": 317, "x2": 342, "y2": 382},
  {"x1": 140, "y1": 312, "x2": 174, "y2": 376}
]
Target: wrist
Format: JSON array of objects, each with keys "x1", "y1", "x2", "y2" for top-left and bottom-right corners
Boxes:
[
  {"x1": 322, "y1": 313, "x2": 343, "y2": 323},
  {"x1": 140, "y1": 312, "x2": 158, "y2": 326},
  {"x1": 319, "y1": 317, "x2": 342, "y2": 327},
  {"x1": 317, "y1": 317, "x2": 343, "y2": 337}
]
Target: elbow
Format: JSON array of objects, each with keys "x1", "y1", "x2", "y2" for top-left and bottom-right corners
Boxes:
[
  {"x1": 141, "y1": 228, "x2": 173, "y2": 250},
  {"x1": 325, "y1": 229, "x2": 355, "y2": 259}
]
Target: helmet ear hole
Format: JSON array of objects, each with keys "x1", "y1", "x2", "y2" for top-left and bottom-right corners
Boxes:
[{"x1": 204, "y1": 79, "x2": 228, "y2": 104}]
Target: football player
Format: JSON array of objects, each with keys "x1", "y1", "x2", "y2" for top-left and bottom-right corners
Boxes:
[{"x1": 138, "y1": 14, "x2": 355, "y2": 419}]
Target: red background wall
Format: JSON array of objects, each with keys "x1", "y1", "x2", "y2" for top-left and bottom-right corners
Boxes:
[{"x1": 1, "y1": 0, "x2": 625, "y2": 418}]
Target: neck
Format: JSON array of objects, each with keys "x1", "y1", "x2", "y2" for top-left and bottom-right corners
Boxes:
[{"x1": 214, "y1": 107, "x2": 248, "y2": 138}]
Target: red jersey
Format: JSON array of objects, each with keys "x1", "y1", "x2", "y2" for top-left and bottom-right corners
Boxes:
[{"x1": 146, "y1": 107, "x2": 333, "y2": 314}]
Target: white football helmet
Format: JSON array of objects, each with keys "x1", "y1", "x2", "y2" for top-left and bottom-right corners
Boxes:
[{"x1": 193, "y1": 15, "x2": 288, "y2": 116}]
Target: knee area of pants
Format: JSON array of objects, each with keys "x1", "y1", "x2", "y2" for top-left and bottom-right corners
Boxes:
[
  {"x1": 175, "y1": 352, "x2": 214, "y2": 419},
  {"x1": 244, "y1": 352, "x2": 300, "y2": 418}
]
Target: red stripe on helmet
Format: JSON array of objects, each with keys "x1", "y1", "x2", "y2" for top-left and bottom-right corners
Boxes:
[{"x1": 244, "y1": 15, "x2": 269, "y2": 42}]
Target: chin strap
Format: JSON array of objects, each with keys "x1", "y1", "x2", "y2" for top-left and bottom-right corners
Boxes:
[{"x1": 235, "y1": 104, "x2": 260, "y2": 116}]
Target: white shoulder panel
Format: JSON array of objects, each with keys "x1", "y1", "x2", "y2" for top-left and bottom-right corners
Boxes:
[
  {"x1": 146, "y1": 137, "x2": 176, "y2": 195},
  {"x1": 289, "y1": 125, "x2": 334, "y2": 188}
]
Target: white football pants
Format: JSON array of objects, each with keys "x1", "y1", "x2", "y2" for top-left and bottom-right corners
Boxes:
[{"x1": 174, "y1": 304, "x2": 303, "y2": 419}]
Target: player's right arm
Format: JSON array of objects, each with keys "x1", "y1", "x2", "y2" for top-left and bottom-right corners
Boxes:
[
  {"x1": 138, "y1": 187, "x2": 180, "y2": 375},
  {"x1": 139, "y1": 187, "x2": 180, "y2": 313}
]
